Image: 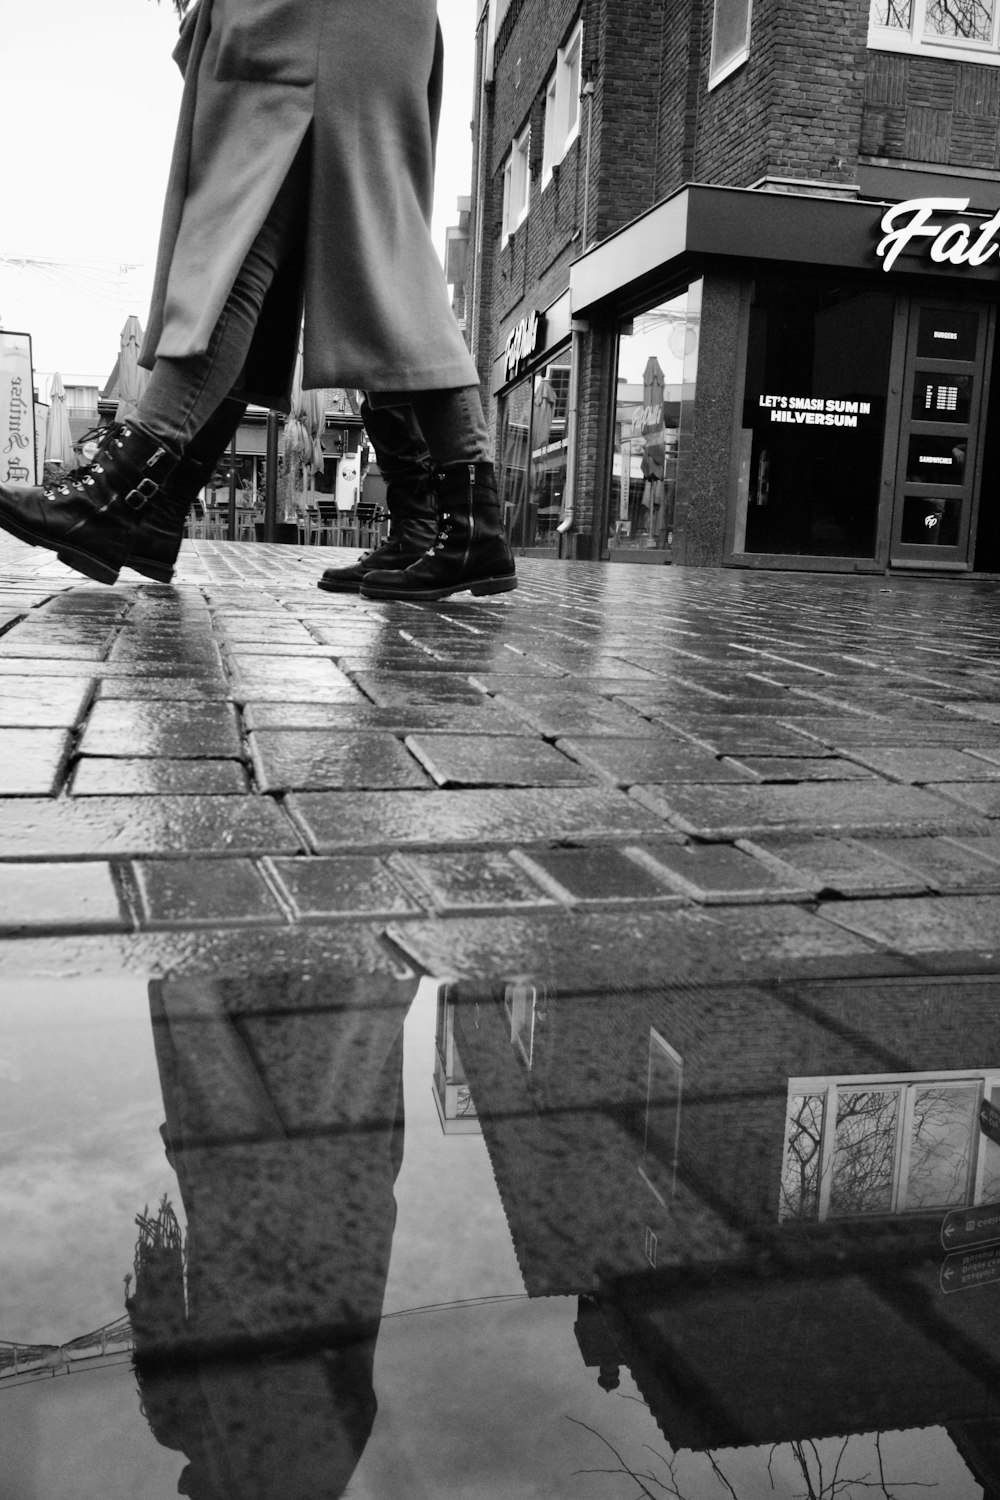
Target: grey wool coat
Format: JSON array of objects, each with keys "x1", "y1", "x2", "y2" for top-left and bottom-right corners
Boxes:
[{"x1": 140, "y1": 0, "x2": 479, "y2": 409}]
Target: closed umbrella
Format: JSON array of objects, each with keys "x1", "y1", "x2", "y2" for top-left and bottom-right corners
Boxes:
[
  {"x1": 283, "y1": 348, "x2": 312, "y2": 523},
  {"x1": 303, "y1": 384, "x2": 326, "y2": 504},
  {"x1": 44, "y1": 372, "x2": 74, "y2": 469},
  {"x1": 115, "y1": 315, "x2": 149, "y2": 423}
]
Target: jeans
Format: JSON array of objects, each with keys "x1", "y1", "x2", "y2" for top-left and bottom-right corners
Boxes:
[{"x1": 137, "y1": 144, "x2": 491, "y2": 469}]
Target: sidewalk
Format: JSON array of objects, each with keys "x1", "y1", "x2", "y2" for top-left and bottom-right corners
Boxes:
[{"x1": 1, "y1": 532, "x2": 999, "y2": 988}]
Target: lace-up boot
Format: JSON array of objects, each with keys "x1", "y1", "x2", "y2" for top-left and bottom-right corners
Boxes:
[
  {"x1": 359, "y1": 462, "x2": 516, "y2": 602},
  {"x1": 0, "y1": 423, "x2": 180, "y2": 585},
  {"x1": 317, "y1": 476, "x2": 438, "y2": 593}
]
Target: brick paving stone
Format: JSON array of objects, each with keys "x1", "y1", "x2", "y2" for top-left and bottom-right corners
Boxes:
[
  {"x1": 351, "y1": 671, "x2": 489, "y2": 706},
  {"x1": 949, "y1": 833, "x2": 1000, "y2": 867},
  {"x1": 817, "y1": 894, "x2": 1000, "y2": 960},
  {"x1": 265, "y1": 854, "x2": 424, "y2": 918},
  {"x1": 630, "y1": 780, "x2": 993, "y2": 841},
  {"x1": 860, "y1": 835, "x2": 1000, "y2": 893},
  {"x1": 628, "y1": 838, "x2": 817, "y2": 903},
  {"x1": 555, "y1": 735, "x2": 756, "y2": 785},
  {"x1": 0, "y1": 676, "x2": 93, "y2": 727},
  {"x1": 744, "y1": 835, "x2": 935, "y2": 896},
  {"x1": 0, "y1": 795, "x2": 303, "y2": 858},
  {"x1": 93, "y1": 678, "x2": 232, "y2": 701},
  {"x1": 0, "y1": 861, "x2": 129, "y2": 934},
  {"x1": 837, "y1": 747, "x2": 1000, "y2": 783},
  {"x1": 789, "y1": 716, "x2": 1000, "y2": 749},
  {"x1": 949, "y1": 702, "x2": 1000, "y2": 724},
  {"x1": 657, "y1": 718, "x2": 826, "y2": 756},
  {"x1": 512, "y1": 846, "x2": 685, "y2": 905},
  {"x1": 405, "y1": 733, "x2": 591, "y2": 788},
  {"x1": 0, "y1": 639, "x2": 109, "y2": 660},
  {"x1": 131, "y1": 857, "x2": 287, "y2": 928},
  {"x1": 77, "y1": 699, "x2": 243, "y2": 758},
  {"x1": 69, "y1": 758, "x2": 250, "y2": 796},
  {"x1": 726, "y1": 755, "x2": 878, "y2": 782},
  {"x1": 388, "y1": 849, "x2": 560, "y2": 914},
  {"x1": 227, "y1": 658, "x2": 361, "y2": 702},
  {"x1": 0, "y1": 656, "x2": 220, "y2": 679},
  {"x1": 384, "y1": 904, "x2": 888, "y2": 988},
  {"x1": 287, "y1": 786, "x2": 666, "y2": 853},
  {"x1": 249, "y1": 729, "x2": 432, "y2": 791},
  {"x1": 0, "y1": 728, "x2": 73, "y2": 795},
  {"x1": 966, "y1": 747, "x2": 1000, "y2": 770},
  {"x1": 494, "y1": 692, "x2": 660, "y2": 737},
  {"x1": 926, "y1": 782, "x2": 1000, "y2": 818},
  {"x1": 242, "y1": 700, "x2": 532, "y2": 733}
]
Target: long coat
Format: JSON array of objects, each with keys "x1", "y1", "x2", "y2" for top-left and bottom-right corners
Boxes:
[{"x1": 140, "y1": 0, "x2": 479, "y2": 409}]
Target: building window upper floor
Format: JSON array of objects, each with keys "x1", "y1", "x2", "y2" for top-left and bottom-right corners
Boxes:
[
  {"x1": 869, "y1": 0, "x2": 1000, "y2": 61},
  {"x1": 709, "y1": 0, "x2": 753, "y2": 88},
  {"x1": 501, "y1": 123, "x2": 531, "y2": 241},
  {"x1": 542, "y1": 19, "x2": 583, "y2": 185}
]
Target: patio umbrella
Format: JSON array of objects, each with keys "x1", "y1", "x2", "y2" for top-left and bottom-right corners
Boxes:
[
  {"x1": 283, "y1": 340, "x2": 314, "y2": 521},
  {"x1": 114, "y1": 315, "x2": 149, "y2": 423},
  {"x1": 44, "y1": 372, "x2": 75, "y2": 469}
]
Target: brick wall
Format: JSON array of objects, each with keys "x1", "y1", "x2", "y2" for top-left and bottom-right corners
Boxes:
[{"x1": 863, "y1": 51, "x2": 1000, "y2": 169}]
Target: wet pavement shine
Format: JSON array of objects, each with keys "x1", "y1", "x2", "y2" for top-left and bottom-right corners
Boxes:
[{"x1": 1, "y1": 534, "x2": 1000, "y2": 1498}]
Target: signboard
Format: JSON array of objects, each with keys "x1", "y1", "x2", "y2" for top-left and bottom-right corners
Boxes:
[
  {"x1": 876, "y1": 197, "x2": 1000, "y2": 272},
  {"x1": 0, "y1": 331, "x2": 37, "y2": 485},
  {"x1": 34, "y1": 401, "x2": 49, "y2": 481},
  {"x1": 503, "y1": 310, "x2": 544, "y2": 381},
  {"x1": 980, "y1": 1097, "x2": 1000, "y2": 1146},
  {"x1": 940, "y1": 1244, "x2": 1000, "y2": 1294},
  {"x1": 335, "y1": 454, "x2": 359, "y2": 512},
  {"x1": 759, "y1": 394, "x2": 872, "y2": 428},
  {"x1": 941, "y1": 1203, "x2": 1000, "y2": 1251}
]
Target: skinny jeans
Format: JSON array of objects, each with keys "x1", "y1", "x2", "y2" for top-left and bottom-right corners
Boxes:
[{"x1": 136, "y1": 144, "x2": 490, "y2": 469}]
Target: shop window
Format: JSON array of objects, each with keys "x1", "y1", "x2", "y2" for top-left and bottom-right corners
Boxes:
[
  {"x1": 610, "y1": 284, "x2": 702, "y2": 555},
  {"x1": 737, "y1": 278, "x2": 894, "y2": 560},
  {"x1": 709, "y1": 0, "x2": 753, "y2": 86},
  {"x1": 541, "y1": 20, "x2": 582, "y2": 183},
  {"x1": 781, "y1": 1071, "x2": 1000, "y2": 1222},
  {"x1": 497, "y1": 355, "x2": 571, "y2": 551},
  {"x1": 869, "y1": 0, "x2": 1000, "y2": 59},
  {"x1": 501, "y1": 125, "x2": 531, "y2": 241}
]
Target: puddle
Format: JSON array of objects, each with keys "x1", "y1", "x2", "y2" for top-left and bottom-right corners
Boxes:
[{"x1": 1, "y1": 967, "x2": 998, "y2": 1497}]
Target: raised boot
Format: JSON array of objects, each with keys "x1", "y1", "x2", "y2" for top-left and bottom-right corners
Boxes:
[
  {"x1": 317, "y1": 477, "x2": 439, "y2": 593},
  {"x1": 0, "y1": 422, "x2": 179, "y2": 585},
  {"x1": 359, "y1": 462, "x2": 516, "y2": 602}
]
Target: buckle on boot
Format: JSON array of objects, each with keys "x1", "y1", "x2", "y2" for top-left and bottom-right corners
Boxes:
[{"x1": 124, "y1": 477, "x2": 159, "y2": 510}]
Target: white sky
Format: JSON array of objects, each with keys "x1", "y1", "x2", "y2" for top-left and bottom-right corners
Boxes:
[{"x1": 1, "y1": 0, "x2": 476, "y2": 395}]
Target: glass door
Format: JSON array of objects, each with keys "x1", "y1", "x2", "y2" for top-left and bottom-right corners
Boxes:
[{"x1": 889, "y1": 300, "x2": 994, "y2": 570}]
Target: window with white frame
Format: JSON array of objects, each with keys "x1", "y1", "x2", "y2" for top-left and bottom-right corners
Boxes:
[
  {"x1": 780, "y1": 1069, "x2": 1000, "y2": 1222},
  {"x1": 542, "y1": 20, "x2": 583, "y2": 184},
  {"x1": 501, "y1": 123, "x2": 531, "y2": 240},
  {"x1": 709, "y1": 0, "x2": 753, "y2": 88},
  {"x1": 869, "y1": 0, "x2": 1000, "y2": 58}
]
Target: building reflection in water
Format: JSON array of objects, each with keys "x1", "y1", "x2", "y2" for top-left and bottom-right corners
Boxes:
[
  {"x1": 127, "y1": 971, "x2": 414, "y2": 1500},
  {"x1": 442, "y1": 972, "x2": 1000, "y2": 1497}
]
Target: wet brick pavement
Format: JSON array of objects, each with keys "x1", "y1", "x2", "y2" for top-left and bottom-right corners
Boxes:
[{"x1": 1, "y1": 532, "x2": 999, "y2": 982}]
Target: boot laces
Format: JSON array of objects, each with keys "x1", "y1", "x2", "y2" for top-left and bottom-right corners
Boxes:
[{"x1": 46, "y1": 423, "x2": 120, "y2": 494}]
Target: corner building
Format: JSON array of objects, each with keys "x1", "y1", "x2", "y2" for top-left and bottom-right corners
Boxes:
[{"x1": 467, "y1": 0, "x2": 1000, "y2": 575}]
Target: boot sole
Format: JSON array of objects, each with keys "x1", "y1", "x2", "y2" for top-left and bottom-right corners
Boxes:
[
  {"x1": 0, "y1": 509, "x2": 121, "y2": 586},
  {"x1": 361, "y1": 574, "x2": 517, "y2": 602},
  {"x1": 316, "y1": 577, "x2": 363, "y2": 593},
  {"x1": 124, "y1": 557, "x2": 175, "y2": 584}
]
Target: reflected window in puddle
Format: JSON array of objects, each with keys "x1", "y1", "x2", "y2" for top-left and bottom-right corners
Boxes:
[{"x1": 781, "y1": 1073, "x2": 1000, "y2": 1221}]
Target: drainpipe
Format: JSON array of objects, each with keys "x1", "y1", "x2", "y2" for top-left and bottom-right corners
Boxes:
[{"x1": 557, "y1": 318, "x2": 588, "y2": 551}]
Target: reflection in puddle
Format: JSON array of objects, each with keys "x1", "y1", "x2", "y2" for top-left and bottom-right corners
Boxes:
[{"x1": 1, "y1": 969, "x2": 998, "y2": 1495}]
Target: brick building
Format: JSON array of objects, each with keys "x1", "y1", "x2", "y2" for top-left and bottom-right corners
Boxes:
[{"x1": 468, "y1": 0, "x2": 1000, "y2": 576}]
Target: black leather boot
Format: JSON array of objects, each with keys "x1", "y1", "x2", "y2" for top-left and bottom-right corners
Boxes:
[
  {"x1": 124, "y1": 455, "x2": 214, "y2": 584},
  {"x1": 359, "y1": 462, "x2": 516, "y2": 602},
  {"x1": 0, "y1": 422, "x2": 179, "y2": 585},
  {"x1": 317, "y1": 477, "x2": 439, "y2": 593}
]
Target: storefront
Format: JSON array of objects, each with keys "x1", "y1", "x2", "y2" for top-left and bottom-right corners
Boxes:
[
  {"x1": 492, "y1": 291, "x2": 573, "y2": 555},
  {"x1": 568, "y1": 184, "x2": 1000, "y2": 575}
]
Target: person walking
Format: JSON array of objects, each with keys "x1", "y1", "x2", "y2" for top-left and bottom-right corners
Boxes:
[{"x1": 0, "y1": 0, "x2": 516, "y2": 603}]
